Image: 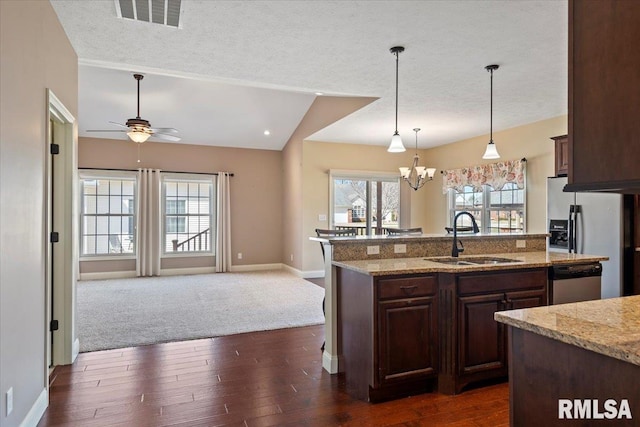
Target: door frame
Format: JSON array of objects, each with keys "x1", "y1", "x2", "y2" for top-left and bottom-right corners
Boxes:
[{"x1": 45, "y1": 89, "x2": 79, "y2": 379}]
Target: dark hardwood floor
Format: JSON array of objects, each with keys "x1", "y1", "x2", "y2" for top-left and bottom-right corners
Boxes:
[{"x1": 39, "y1": 325, "x2": 508, "y2": 426}]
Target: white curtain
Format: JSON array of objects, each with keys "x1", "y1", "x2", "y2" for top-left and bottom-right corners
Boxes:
[
  {"x1": 216, "y1": 172, "x2": 232, "y2": 272},
  {"x1": 137, "y1": 168, "x2": 161, "y2": 277}
]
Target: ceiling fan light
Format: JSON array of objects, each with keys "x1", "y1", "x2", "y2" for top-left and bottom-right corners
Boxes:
[
  {"x1": 388, "y1": 132, "x2": 406, "y2": 152},
  {"x1": 482, "y1": 141, "x2": 500, "y2": 159},
  {"x1": 127, "y1": 130, "x2": 151, "y2": 143}
]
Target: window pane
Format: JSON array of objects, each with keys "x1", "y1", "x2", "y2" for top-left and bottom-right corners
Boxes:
[
  {"x1": 80, "y1": 176, "x2": 136, "y2": 256},
  {"x1": 164, "y1": 179, "x2": 214, "y2": 253}
]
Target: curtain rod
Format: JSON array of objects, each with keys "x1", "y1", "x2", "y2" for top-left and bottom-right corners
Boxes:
[{"x1": 78, "y1": 167, "x2": 234, "y2": 177}]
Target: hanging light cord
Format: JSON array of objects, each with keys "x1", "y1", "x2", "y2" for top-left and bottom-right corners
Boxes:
[
  {"x1": 394, "y1": 50, "x2": 399, "y2": 133},
  {"x1": 489, "y1": 66, "x2": 493, "y2": 143}
]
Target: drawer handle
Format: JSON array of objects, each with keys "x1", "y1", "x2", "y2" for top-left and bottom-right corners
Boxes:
[{"x1": 400, "y1": 285, "x2": 418, "y2": 295}]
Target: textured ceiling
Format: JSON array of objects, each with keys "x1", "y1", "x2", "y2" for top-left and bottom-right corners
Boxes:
[{"x1": 51, "y1": 0, "x2": 568, "y2": 150}]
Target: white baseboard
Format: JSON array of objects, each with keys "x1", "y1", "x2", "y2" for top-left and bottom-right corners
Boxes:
[
  {"x1": 322, "y1": 351, "x2": 339, "y2": 374},
  {"x1": 229, "y1": 263, "x2": 283, "y2": 272},
  {"x1": 159, "y1": 267, "x2": 216, "y2": 276},
  {"x1": 20, "y1": 387, "x2": 48, "y2": 427},
  {"x1": 79, "y1": 270, "x2": 136, "y2": 281},
  {"x1": 71, "y1": 338, "x2": 79, "y2": 363},
  {"x1": 282, "y1": 264, "x2": 325, "y2": 279}
]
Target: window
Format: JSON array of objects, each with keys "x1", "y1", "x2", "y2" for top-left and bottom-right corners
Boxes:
[
  {"x1": 80, "y1": 175, "x2": 136, "y2": 256},
  {"x1": 330, "y1": 171, "x2": 401, "y2": 235},
  {"x1": 163, "y1": 177, "x2": 215, "y2": 253},
  {"x1": 449, "y1": 182, "x2": 525, "y2": 234}
]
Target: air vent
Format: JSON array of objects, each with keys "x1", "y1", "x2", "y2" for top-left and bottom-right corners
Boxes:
[{"x1": 116, "y1": 0, "x2": 182, "y2": 28}]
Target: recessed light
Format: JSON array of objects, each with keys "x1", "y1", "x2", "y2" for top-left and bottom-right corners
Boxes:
[
  {"x1": 263, "y1": 130, "x2": 271, "y2": 136},
  {"x1": 315, "y1": 92, "x2": 324, "y2": 96}
]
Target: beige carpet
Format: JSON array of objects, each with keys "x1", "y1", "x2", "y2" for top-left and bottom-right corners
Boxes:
[{"x1": 77, "y1": 270, "x2": 325, "y2": 352}]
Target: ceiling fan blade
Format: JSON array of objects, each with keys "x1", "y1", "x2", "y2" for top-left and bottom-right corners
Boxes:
[
  {"x1": 86, "y1": 129, "x2": 127, "y2": 133},
  {"x1": 108, "y1": 121, "x2": 130, "y2": 129},
  {"x1": 149, "y1": 127, "x2": 178, "y2": 133},
  {"x1": 152, "y1": 133, "x2": 181, "y2": 142}
]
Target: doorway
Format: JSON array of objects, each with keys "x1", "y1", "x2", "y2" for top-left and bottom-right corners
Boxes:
[{"x1": 45, "y1": 89, "x2": 78, "y2": 376}]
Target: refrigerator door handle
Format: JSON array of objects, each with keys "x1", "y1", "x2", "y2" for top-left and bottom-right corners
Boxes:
[{"x1": 568, "y1": 207, "x2": 575, "y2": 253}]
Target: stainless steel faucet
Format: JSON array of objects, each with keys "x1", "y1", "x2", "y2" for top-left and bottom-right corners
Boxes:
[{"x1": 451, "y1": 211, "x2": 480, "y2": 257}]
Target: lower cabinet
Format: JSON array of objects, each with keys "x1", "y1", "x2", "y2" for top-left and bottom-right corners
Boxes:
[
  {"x1": 439, "y1": 268, "x2": 548, "y2": 394},
  {"x1": 336, "y1": 268, "x2": 438, "y2": 402},
  {"x1": 336, "y1": 266, "x2": 548, "y2": 400}
]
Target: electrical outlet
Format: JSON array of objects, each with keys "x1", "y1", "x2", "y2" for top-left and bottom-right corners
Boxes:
[
  {"x1": 6, "y1": 387, "x2": 13, "y2": 416},
  {"x1": 290, "y1": 254, "x2": 294, "y2": 261},
  {"x1": 394, "y1": 244, "x2": 407, "y2": 254},
  {"x1": 367, "y1": 245, "x2": 380, "y2": 255},
  {"x1": 516, "y1": 240, "x2": 526, "y2": 248},
  {"x1": 237, "y1": 252, "x2": 242, "y2": 260}
]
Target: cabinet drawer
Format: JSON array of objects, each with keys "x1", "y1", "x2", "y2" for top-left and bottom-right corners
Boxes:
[
  {"x1": 457, "y1": 269, "x2": 547, "y2": 296},
  {"x1": 377, "y1": 276, "x2": 437, "y2": 300}
]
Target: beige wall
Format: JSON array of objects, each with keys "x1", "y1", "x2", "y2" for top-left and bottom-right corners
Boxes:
[
  {"x1": 78, "y1": 137, "x2": 284, "y2": 272},
  {"x1": 0, "y1": 1, "x2": 78, "y2": 424},
  {"x1": 416, "y1": 115, "x2": 567, "y2": 234},
  {"x1": 282, "y1": 95, "x2": 377, "y2": 272}
]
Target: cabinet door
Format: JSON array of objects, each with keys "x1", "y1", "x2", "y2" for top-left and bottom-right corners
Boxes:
[
  {"x1": 551, "y1": 135, "x2": 569, "y2": 177},
  {"x1": 458, "y1": 293, "x2": 506, "y2": 376},
  {"x1": 377, "y1": 296, "x2": 437, "y2": 385},
  {"x1": 569, "y1": 0, "x2": 640, "y2": 187}
]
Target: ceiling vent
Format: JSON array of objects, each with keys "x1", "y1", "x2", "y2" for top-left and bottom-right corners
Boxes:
[{"x1": 116, "y1": 0, "x2": 182, "y2": 28}]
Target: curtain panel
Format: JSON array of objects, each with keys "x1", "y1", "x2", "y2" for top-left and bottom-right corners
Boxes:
[
  {"x1": 136, "y1": 168, "x2": 161, "y2": 277},
  {"x1": 215, "y1": 172, "x2": 232, "y2": 273},
  {"x1": 442, "y1": 159, "x2": 526, "y2": 194}
]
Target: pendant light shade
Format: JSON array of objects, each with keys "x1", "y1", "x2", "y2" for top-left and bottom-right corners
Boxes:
[
  {"x1": 482, "y1": 64, "x2": 501, "y2": 160},
  {"x1": 388, "y1": 46, "x2": 406, "y2": 153}
]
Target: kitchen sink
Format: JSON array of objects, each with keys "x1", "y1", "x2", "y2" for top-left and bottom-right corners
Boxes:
[{"x1": 425, "y1": 256, "x2": 522, "y2": 265}]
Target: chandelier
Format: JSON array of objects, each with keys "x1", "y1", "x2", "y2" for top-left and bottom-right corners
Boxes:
[{"x1": 399, "y1": 128, "x2": 436, "y2": 190}]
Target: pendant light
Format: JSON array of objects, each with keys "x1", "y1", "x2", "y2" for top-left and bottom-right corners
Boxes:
[
  {"x1": 387, "y1": 46, "x2": 406, "y2": 153},
  {"x1": 482, "y1": 64, "x2": 501, "y2": 160},
  {"x1": 399, "y1": 128, "x2": 436, "y2": 190}
]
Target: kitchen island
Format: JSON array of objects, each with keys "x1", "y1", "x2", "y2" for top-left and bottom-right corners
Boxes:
[
  {"x1": 495, "y1": 296, "x2": 640, "y2": 426},
  {"x1": 332, "y1": 250, "x2": 608, "y2": 401}
]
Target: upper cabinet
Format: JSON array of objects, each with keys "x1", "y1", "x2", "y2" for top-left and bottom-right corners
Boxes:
[
  {"x1": 567, "y1": 0, "x2": 640, "y2": 193},
  {"x1": 551, "y1": 135, "x2": 569, "y2": 177}
]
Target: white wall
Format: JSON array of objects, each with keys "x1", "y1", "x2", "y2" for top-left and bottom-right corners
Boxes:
[{"x1": 0, "y1": 1, "x2": 78, "y2": 425}]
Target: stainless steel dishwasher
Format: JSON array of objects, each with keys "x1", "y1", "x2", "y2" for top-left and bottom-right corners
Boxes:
[{"x1": 549, "y1": 262, "x2": 602, "y2": 304}]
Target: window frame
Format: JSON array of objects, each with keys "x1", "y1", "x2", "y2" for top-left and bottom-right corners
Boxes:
[
  {"x1": 79, "y1": 170, "x2": 138, "y2": 260},
  {"x1": 448, "y1": 182, "x2": 527, "y2": 234},
  {"x1": 329, "y1": 170, "x2": 402, "y2": 235},
  {"x1": 161, "y1": 173, "x2": 216, "y2": 257}
]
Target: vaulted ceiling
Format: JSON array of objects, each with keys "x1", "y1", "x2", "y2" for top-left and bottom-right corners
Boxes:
[{"x1": 51, "y1": 0, "x2": 568, "y2": 151}]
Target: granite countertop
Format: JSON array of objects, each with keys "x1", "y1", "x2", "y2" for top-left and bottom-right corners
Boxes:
[
  {"x1": 310, "y1": 232, "x2": 549, "y2": 244},
  {"x1": 495, "y1": 296, "x2": 640, "y2": 366},
  {"x1": 332, "y1": 251, "x2": 608, "y2": 275}
]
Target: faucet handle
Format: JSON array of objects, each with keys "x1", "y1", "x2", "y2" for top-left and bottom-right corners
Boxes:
[{"x1": 457, "y1": 239, "x2": 465, "y2": 253}]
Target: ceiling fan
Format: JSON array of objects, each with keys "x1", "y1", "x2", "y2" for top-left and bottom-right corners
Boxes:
[{"x1": 87, "y1": 73, "x2": 181, "y2": 143}]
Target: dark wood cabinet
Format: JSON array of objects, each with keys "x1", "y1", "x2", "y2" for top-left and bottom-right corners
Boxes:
[
  {"x1": 567, "y1": 0, "x2": 640, "y2": 192},
  {"x1": 550, "y1": 135, "x2": 568, "y2": 177},
  {"x1": 337, "y1": 269, "x2": 438, "y2": 402},
  {"x1": 439, "y1": 268, "x2": 547, "y2": 394},
  {"x1": 337, "y1": 266, "x2": 548, "y2": 400}
]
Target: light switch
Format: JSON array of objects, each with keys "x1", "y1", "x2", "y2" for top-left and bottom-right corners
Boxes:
[
  {"x1": 318, "y1": 214, "x2": 327, "y2": 221},
  {"x1": 516, "y1": 240, "x2": 526, "y2": 248}
]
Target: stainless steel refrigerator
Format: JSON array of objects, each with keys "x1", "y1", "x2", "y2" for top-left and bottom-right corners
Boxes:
[{"x1": 547, "y1": 176, "x2": 623, "y2": 299}]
